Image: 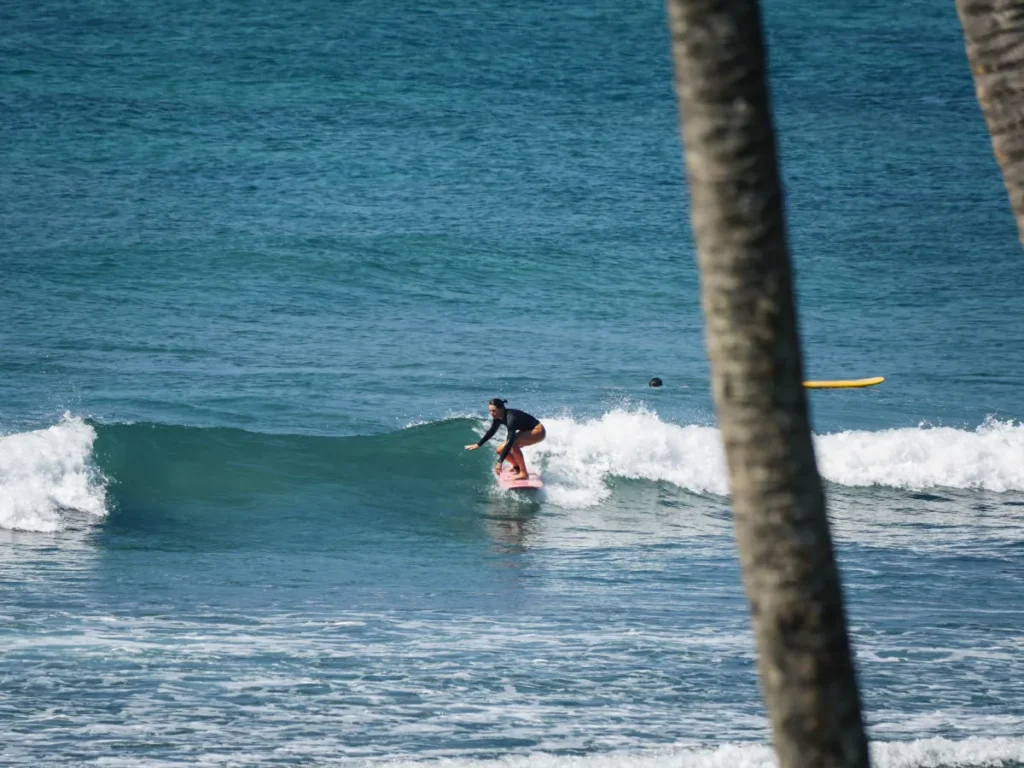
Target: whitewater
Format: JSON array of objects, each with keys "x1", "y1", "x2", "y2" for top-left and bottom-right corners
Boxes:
[{"x1": 5, "y1": 411, "x2": 1023, "y2": 533}]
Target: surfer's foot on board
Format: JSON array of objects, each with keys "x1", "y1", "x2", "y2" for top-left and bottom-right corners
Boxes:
[{"x1": 512, "y1": 469, "x2": 529, "y2": 480}]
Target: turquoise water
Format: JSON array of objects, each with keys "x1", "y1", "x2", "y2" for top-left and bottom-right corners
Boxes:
[{"x1": 3, "y1": 0, "x2": 1024, "y2": 765}]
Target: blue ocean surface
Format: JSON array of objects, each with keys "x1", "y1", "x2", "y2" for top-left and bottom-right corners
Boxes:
[{"x1": 2, "y1": 0, "x2": 1023, "y2": 766}]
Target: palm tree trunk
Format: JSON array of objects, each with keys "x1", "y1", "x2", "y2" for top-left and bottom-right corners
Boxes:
[
  {"x1": 956, "y1": 0, "x2": 1024, "y2": 245},
  {"x1": 664, "y1": 1, "x2": 870, "y2": 766}
]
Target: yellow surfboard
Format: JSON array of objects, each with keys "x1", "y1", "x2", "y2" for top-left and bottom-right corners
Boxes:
[{"x1": 803, "y1": 376, "x2": 885, "y2": 389}]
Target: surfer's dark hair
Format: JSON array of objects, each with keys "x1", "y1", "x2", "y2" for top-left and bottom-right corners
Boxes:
[{"x1": 489, "y1": 398, "x2": 508, "y2": 408}]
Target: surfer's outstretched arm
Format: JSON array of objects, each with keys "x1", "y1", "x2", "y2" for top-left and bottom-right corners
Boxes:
[{"x1": 465, "y1": 418, "x2": 501, "y2": 451}]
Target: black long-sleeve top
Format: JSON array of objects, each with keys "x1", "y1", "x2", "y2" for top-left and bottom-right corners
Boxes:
[{"x1": 477, "y1": 408, "x2": 541, "y2": 464}]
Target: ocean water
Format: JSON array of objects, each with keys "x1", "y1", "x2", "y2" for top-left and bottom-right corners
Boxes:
[{"x1": 2, "y1": 0, "x2": 1024, "y2": 765}]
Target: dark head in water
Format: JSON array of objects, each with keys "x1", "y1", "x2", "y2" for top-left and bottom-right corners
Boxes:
[
  {"x1": 649, "y1": 377, "x2": 663, "y2": 388},
  {"x1": 488, "y1": 398, "x2": 508, "y2": 418}
]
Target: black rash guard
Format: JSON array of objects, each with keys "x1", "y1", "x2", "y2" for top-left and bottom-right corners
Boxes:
[{"x1": 477, "y1": 409, "x2": 541, "y2": 464}]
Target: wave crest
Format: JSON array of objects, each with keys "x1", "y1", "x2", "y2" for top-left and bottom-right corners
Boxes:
[
  {"x1": 0, "y1": 416, "x2": 108, "y2": 532},
  {"x1": 2, "y1": 411, "x2": 1021, "y2": 529},
  {"x1": 530, "y1": 411, "x2": 1024, "y2": 507}
]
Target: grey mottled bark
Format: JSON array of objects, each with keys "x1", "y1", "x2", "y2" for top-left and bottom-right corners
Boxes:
[
  {"x1": 664, "y1": 1, "x2": 871, "y2": 766},
  {"x1": 956, "y1": 0, "x2": 1024, "y2": 245}
]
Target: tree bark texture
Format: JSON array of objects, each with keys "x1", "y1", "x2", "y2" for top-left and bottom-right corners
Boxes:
[
  {"x1": 664, "y1": 1, "x2": 871, "y2": 766},
  {"x1": 957, "y1": 0, "x2": 1024, "y2": 245}
]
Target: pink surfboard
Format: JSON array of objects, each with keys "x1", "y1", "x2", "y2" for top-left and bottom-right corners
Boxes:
[{"x1": 498, "y1": 469, "x2": 544, "y2": 491}]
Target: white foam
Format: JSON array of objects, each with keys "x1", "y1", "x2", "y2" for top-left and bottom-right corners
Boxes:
[
  {"x1": 871, "y1": 736, "x2": 1024, "y2": 767},
  {"x1": 530, "y1": 411, "x2": 728, "y2": 508},
  {"x1": 0, "y1": 415, "x2": 108, "y2": 532},
  {"x1": 375, "y1": 737, "x2": 1024, "y2": 768},
  {"x1": 521, "y1": 411, "x2": 1024, "y2": 507},
  {"x1": 818, "y1": 417, "x2": 1024, "y2": 493},
  {"x1": 9, "y1": 602, "x2": 1022, "y2": 764}
]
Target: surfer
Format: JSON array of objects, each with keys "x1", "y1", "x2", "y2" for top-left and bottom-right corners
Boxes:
[{"x1": 464, "y1": 398, "x2": 546, "y2": 480}]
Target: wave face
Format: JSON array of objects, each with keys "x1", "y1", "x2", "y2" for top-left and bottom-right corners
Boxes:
[
  {"x1": 3, "y1": 411, "x2": 1024, "y2": 531},
  {"x1": 93, "y1": 415, "x2": 479, "y2": 501}
]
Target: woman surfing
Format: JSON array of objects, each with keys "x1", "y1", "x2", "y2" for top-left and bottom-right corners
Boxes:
[{"x1": 464, "y1": 398, "x2": 546, "y2": 480}]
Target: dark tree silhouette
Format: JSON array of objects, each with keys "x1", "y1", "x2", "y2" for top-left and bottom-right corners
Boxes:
[{"x1": 664, "y1": 1, "x2": 871, "y2": 766}]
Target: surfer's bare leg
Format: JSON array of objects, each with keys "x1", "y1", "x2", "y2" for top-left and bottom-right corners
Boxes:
[
  {"x1": 508, "y1": 444, "x2": 529, "y2": 479},
  {"x1": 508, "y1": 425, "x2": 545, "y2": 479}
]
